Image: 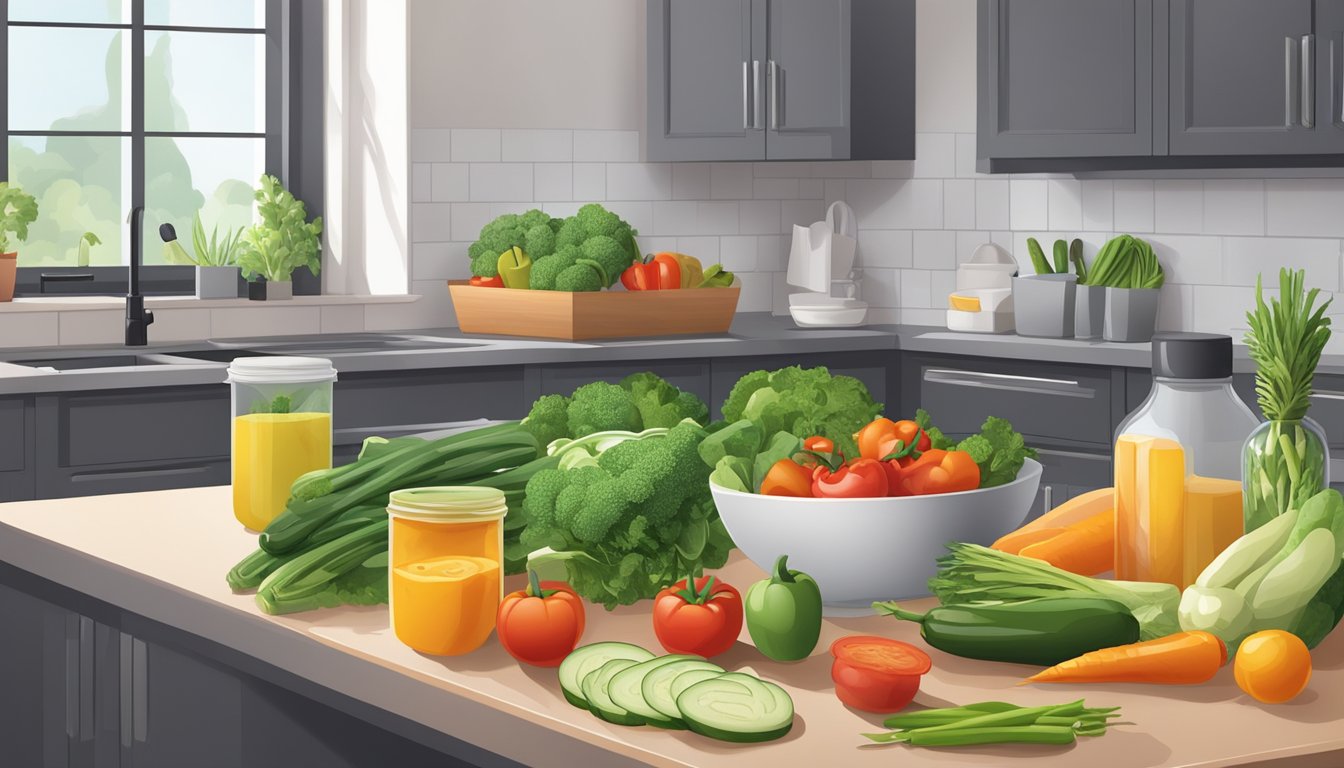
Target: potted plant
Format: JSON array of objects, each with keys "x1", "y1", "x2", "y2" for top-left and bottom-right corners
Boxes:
[
  {"x1": 1065, "y1": 239, "x2": 1107, "y2": 340},
  {"x1": 237, "y1": 174, "x2": 322, "y2": 301},
  {"x1": 159, "y1": 213, "x2": 245, "y2": 299},
  {"x1": 1088, "y1": 234, "x2": 1163, "y2": 343},
  {"x1": 1012, "y1": 237, "x2": 1078, "y2": 338},
  {"x1": 0, "y1": 183, "x2": 38, "y2": 302},
  {"x1": 76, "y1": 232, "x2": 101, "y2": 268}
]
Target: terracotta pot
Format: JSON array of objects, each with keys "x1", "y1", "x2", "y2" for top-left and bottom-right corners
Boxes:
[{"x1": 0, "y1": 252, "x2": 16, "y2": 302}]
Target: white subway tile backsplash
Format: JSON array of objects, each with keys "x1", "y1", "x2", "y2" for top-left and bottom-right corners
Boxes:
[
  {"x1": 1046, "y1": 179, "x2": 1082, "y2": 232},
  {"x1": 858, "y1": 229, "x2": 914, "y2": 269},
  {"x1": 737, "y1": 271, "x2": 774, "y2": 312},
  {"x1": 739, "y1": 200, "x2": 782, "y2": 234},
  {"x1": 913, "y1": 230, "x2": 956, "y2": 270},
  {"x1": 320, "y1": 305, "x2": 366, "y2": 335},
  {"x1": 1189, "y1": 285, "x2": 1257, "y2": 335},
  {"x1": 757, "y1": 236, "x2": 787, "y2": 271},
  {"x1": 719, "y1": 236, "x2": 758, "y2": 272},
  {"x1": 798, "y1": 179, "x2": 825, "y2": 200},
  {"x1": 411, "y1": 128, "x2": 452, "y2": 162},
  {"x1": 1113, "y1": 180, "x2": 1155, "y2": 233},
  {"x1": 901, "y1": 308, "x2": 947, "y2": 327},
  {"x1": 572, "y1": 163, "x2": 606, "y2": 201},
  {"x1": 469, "y1": 163, "x2": 533, "y2": 202},
  {"x1": 607, "y1": 202, "x2": 653, "y2": 236},
  {"x1": 850, "y1": 179, "x2": 942, "y2": 230},
  {"x1": 573, "y1": 130, "x2": 640, "y2": 162},
  {"x1": 781, "y1": 200, "x2": 826, "y2": 229},
  {"x1": 651, "y1": 201, "x2": 697, "y2": 235},
  {"x1": 913, "y1": 133, "x2": 957, "y2": 178},
  {"x1": 1080, "y1": 180, "x2": 1114, "y2": 231},
  {"x1": 411, "y1": 242, "x2": 467, "y2": 281},
  {"x1": 412, "y1": 164, "x2": 432, "y2": 202},
  {"x1": 672, "y1": 164, "x2": 711, "y2": 200},
  {"x1": 412, "y1": 203, "x2": 452, "y2": 242},
  {"x1": 451, "y1": 129, "x2": 501, "y2": 162},
  {"x1": 1223, "y1": 236, "x2": 1341, "y2": 288},
  {"x1": 533, "y1": 163, "x2": 573, "y2": 202},
  {"x1": 930, "y1": 270, "x2": 956, "y2": 306},
  {"x1": 1154, "y1": 180, "x2": 1204, "y2": 235},
  {"x1": 955, "y1": 231, "x2": 992, "y2": 264},
  {"x1": 824, "y1": 179, "x2": 847, "y2": 208},
  {"x1": 943, "y1": 179, "x2": 976, "y2": 230},
  {"x1": 975, "y1": 179, "x2": 1010, "y2": 230},
  {"x1": 214, "y1": 307, "x2": 321, "y2": 338},
  {"x1": 1009, "y1": 179, "x2": 1048, "y2": 231},
  {"x1": 431, "y1": 163, "x2": 469, "y2": 203},
  {"x1": 448, "y1": 203, "x2": 498, "y2": 244},
  {"x1": 542, "y1": 201, "x2": 583, "y2": 219},
  {"x1": 900, "y1": 269, "x2": 933, "y2": 309},
  {"x1": 607, "y1": 163, "x2": 673, "y2": 201},
  {"x1": 0, "y1": 312, "x2": 58, "y2": 347},
  {"x1": 1145, "y1": 234, "x2": 1221, "y2": 286},
  {"x1": 954, "y1": 133, "x2": 977, "y2": 178},
  {"x1": 677, "y1": 236, "x2": 720, "y2": 263},
  {"x1": 753, "y1": 178, "x2": 801, "y2": 200},
  {"x1": 59, "y1": 310, "x2": 124, "y2": 345},
  {"x1": 696, "y1": 202, "x2": 739, "y2": 235},
  {"x1": 1156, "y1": 284, "x2": 1193, "y2": 332},
  {"x1": 1204, "y1": 180, "x2": 1265, "y2": 236},
  {"x1": 501, "y1": 129, "x2": 573, "y2": 162},
  {"x1": 1266, "y1": 179, "x2": 1344, "y2": 237},
  {"x1": 710, "y1": 163, "x2": 753, "y2": 200},
  {"x1": 862, "y1": 268, "x2": 900, "y2": 308},
  {"x1": 870, "y1": 161, "x2": 914, "y2": 179}
]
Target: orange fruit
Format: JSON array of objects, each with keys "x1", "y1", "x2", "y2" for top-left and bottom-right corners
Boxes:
[{"x1": 1234, "y1": 630, "x2": 1312, "y2": 704}]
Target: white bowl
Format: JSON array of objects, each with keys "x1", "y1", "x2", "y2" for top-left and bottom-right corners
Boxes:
[
  {"x1": 709, "y1": 459, "x2": 1042, "y2": 616},
  {"x1": 789, "y1": 304, "x2": 868, "y2": 328}
]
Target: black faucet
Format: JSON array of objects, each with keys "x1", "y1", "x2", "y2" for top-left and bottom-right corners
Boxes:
[{"x1": 125, "y1": 206, "x2": 154, "y2": 346}]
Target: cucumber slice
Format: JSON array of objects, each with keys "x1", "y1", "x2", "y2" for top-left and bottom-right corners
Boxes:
[
  {"x1": 582, "y1": 659, "x2": 644, "y2": 726},
  {"x1": 642, "y1": 660, "x2": 725, "y2": 723},
  {"x1": 676, "y1": 673, "x2": 795, "y2": 744},
  {"x1": 558, "y1": 642, "x2": 654, "y2": 710},
  {"x1": 668, "y1": 668, "x2": 727, "y2": 708},
  {"x1": 607, "y1": 655, "x2": 701, "y2": 729}
]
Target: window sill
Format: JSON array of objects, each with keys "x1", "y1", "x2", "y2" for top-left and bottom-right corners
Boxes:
[{"x1": 0, "y1": 294, "x2": 422, "y2": 313}]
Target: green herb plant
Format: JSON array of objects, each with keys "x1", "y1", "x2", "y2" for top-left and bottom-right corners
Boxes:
[
  {"x1": 0, "y1": 183, "x2": 39, "y2": 255},
  {"x1": 238, "y1": 174, "x2": 322, "y2": 283},
  {"x1": 1087, "y1": 235, "x2": 1163, "y2": 289},
  {"x1": 191, "y1": 212, "x2": 244, "y2": 267},
  {"x1": 77, "y1": 232, "x2": 100, "y2": 267},
  {"x1": 1243, "y1": 268, "x2": 1333, "y2": 532}
]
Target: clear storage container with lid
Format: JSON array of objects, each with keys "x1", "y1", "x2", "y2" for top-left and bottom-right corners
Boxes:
[
  {"x1": 227, "y1": 356, "x2": 336, "y2": 531},
  {"x1": 387, "y1": 487, "x2": 507, "y2": 656},
  {"x1": 1117, "y1": 333, "x2": 1259, "y2": 479}
]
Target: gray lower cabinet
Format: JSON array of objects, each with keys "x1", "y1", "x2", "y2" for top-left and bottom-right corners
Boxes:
[
  {"x1": 0, "y1": 397, "x2": 35, "y2": 502},
  {"x1": 978, "y1": 0, "x2": 1155, "y2": 166},
  {"x1": 647, "y1": 0, "x2": 913, "y2": 161}
]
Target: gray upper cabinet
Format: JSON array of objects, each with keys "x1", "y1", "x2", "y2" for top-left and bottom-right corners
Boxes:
[
  {"x1": 1169, "y1": 0, "x2": 1318, "y2": 155},
  {"x1": 647, "y1": 0, "x2": 914, "y2": 162},
  {"x1": 978, "y1": 0, "x2": 1154, "y2": 164}
]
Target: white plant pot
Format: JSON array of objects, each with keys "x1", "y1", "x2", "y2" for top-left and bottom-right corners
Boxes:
[{"x1": 195, "y1": 266, "x2": 240, "y2": 300}]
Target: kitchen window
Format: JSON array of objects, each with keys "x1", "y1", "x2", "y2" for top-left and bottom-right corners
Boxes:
[{"x1": 1, "y1": 0, "x2": 323, "y2": 295}]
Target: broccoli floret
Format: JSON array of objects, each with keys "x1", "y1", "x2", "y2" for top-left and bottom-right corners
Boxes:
[
  {"x1": 467, "y1": 208, "x2": 561, "y2": 277},
  {"x1": 567, "y1": 381, "x2": 641, "y2": 437},
  {"x1": 571, "y1": 478, "x2": 627, "y2": 543},
  {"x1": 529, "y1": 249, "x2": 578, "y2": 290},
  {"x1": 619, "y1": 371, "x2": 709, "y2": 428},
  {"x1": 555, "y1": 261, "x2": 604, "y2": 292},
  {"x1": 555, "y1": 218, "x2": 585, "y2": 250},
  {"x1": 522, "y1": 394, "x2": 571, "y2": 449},
  {"x1": 471, "y1": 251, "x2": 499, "y2": 278},
  {"x1": 581, "y1": 236, "x2": 634, "y2": 288},
  {"x1": 524, "y1": 224, "x2": 556, "y2": 258},
  {"x1": 520, "y1": 468, "x2": 569, "y2": 529}
]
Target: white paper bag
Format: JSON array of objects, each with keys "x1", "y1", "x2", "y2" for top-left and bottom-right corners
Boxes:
[{"x1": 787, "y1": 201, "x2": 858, "y2": 294}]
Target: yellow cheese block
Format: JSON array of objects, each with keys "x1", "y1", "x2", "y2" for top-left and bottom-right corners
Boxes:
[
  {"x1": 1114, "y1": 435, "x2": 1186, "y2": 585},
  {"x1": 949, "y1": 293, "x2": 982, "y2": 312},
  {"x1": 1182, "y1": 475, "x2": 1244, "y2": 589}
]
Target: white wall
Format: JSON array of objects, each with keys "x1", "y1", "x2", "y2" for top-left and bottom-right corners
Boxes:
[{"x1": 407, "y1": 0, "x2": 1344, "y2": 342}]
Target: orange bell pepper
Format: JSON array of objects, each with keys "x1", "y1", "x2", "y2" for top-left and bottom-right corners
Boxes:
[
  {"x1": 891, "y1": 449, "x2": 980, "y2": 496},
  {"x1": 760, "y1": 459, "x2": 813, "y2": 497},
  {"x1": 856, "y1": 418, "x2": 930, "y2": 462},
  {"x1": 469, "y1": 275, "x2": 504, "y2": 288}
]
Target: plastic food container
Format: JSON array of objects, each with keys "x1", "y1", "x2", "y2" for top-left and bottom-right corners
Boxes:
[
  {"x1": 227, "y1": 357, "x2": 336, "y2": 531},
  {"x1": 388, "y1": 487, "x2": 507, "y2": 656}
]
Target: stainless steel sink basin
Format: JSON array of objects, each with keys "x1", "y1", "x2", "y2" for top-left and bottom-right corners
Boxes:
[
  {"x1": 7, "y1": 354, "x2": 177, "y2": 371},
  {"x1": 208, "y1": 333, "x2": 491, "y2": 356}
]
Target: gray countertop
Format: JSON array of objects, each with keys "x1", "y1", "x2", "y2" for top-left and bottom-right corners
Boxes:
[{"x1": 0, "y1": 312, "x2": 1331, "y2": 396}]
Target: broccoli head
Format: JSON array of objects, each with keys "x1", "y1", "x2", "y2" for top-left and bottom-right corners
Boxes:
[
  {"x1": 554, "y1": 260, "x2": 606, "y2": 292},
  {"x1": 567, "y1": 381, "x2": 641, "y2": 437},
  {"x1": 581, "y1": 236, "x2": 635, "y2": 288},
  {"x1": 619, "y1": 371, "x2": 709, "y2": 428},
  {"x1": 467, "y1": 209, "x2": 561, "y2": 277},
  {"x1": 546, "y1": 204, "x2": 640, "y2": 287},
  {"x1": 522, "y1": 394, "x2": 571, "y2": 450},
  {"x1": 524, "y1": 224, "x2": 556, "y2": 258}
]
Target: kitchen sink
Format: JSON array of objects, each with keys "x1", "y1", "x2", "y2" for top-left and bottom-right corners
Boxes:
[
  {"x1": 7, "y1": 354, "x2": 177, "y2": 371},
  {"x1": 159, "y1": 349, "x2": 279, "y2": 363},
  {"x1": 209, "y1": 333, "x2": 492, "y2": 356}
]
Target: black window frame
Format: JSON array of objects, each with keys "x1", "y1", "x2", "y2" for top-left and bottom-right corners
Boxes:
[{"x1": 0, "y1": 0, "x2": 324, "y2": 297}]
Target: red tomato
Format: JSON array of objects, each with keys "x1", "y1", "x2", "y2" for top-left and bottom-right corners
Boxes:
[
  {"x1": 830, "y1": 636, "x2": 931, "y2": 713},
  {"x1": 812, "y1": 458, "x2": 889, "y2": 498},
  {"x1": 652, "y1": 574, "x2": 743, "y2": 657},
  {"x1": 760, "y1": 458, "x2": 813, "y2": 497},
  {"x1": 496, "y1": 572, "x2": 585, "y2": 667},
  {"x1": 469, "y1": 275, "x2": 504, "y2": 288}
]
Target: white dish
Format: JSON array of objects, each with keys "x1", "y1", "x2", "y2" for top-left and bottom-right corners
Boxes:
[
  {"x1": 947, "y1": 309, "x2": 1015, "y2": 334},
  {"x1": 709, "y1": 459, "x2": 1042, "y2": 615},
  {"x1": 789, "y1": 304, "x2": 868, "y2": 328},
  {"x1": 788, "y1": 291, "x2": 865, "y2": 309}
]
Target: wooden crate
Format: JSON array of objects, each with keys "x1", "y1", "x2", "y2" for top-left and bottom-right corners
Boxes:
[{"x1": 447, "y1": 282, "x2": 740, "y2": 340}]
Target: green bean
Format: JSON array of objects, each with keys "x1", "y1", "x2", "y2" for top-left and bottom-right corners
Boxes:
[
  {"x1": 888, "y1": 703, "x2": 1071, "y2": 736},
  {"x1": 905, "y1": 725, "x2": 1078, "y2": 747},
  {"x1": 883, "y1": 702, "x2": 1020, "y2": 729}
]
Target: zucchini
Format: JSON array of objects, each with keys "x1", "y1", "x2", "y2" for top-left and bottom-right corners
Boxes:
[
  {"x1": 1026, "y1": 238, "x2": 1052, "y2": 275},
  {"x1": 558, "y1": 642, "x2": 654, "y2": 710},
  {"x1": 675, "y1": 673, "x2": 795, "y2": 743},
  {"x1": 1052, "y1": 239, "x2": 1069, "y2": 274},
  {"x1": 582, "y1": 659, "x2": 643, "y2": 726},
  {"x1": 608, "y1": 655, "x2": 701, "y2": 729},
  {"x1": 641, "y1": 659, "x2": 724, "y2": 724},
  {"x1": 227, "y1": 504, "x2": 385, "y2": 591},
  {"x1": 255, "y1": 518, "x2": 389, "y2": 615},
  {"x1": 1069, "y1": 238, "x2": 1086, "y2": 281}
]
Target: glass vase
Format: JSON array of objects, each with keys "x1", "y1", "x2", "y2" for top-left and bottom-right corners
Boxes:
[{"x1": 1242, "y1": 417, "x2": 1330, "y2": 533}]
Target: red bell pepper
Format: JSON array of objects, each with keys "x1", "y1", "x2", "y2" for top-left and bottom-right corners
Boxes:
[
  {"x1": 812, "y1": 457, "x2": 889, "y2": 498},
  {"x1": 620, "y1": 253, "x2": 682, "y2": 291},
  {"x1": 889, "y1": 449, "x2": 981, "y2": 496},
  {"x1": 469, "y1": 275, "x2": 504, "y2": 288}
]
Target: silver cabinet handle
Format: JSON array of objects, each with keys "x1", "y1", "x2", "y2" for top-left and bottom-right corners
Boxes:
[
  {"x1": 769, "y1": 59, "x2": 780, "y2": 129},
  {"x1": 1303, "y1": 34, "x2": 1316, "y2": 128},
  {"x1": 1287, "y1": 36, "x2": 1301, "y2": 127},
  {"x1": 65, "y1": 615, "x2": 78, "y2": 741},
  {"x1": 1042, "y1": 485, "x2": 1053, "y2": 516},
  {"x1": 742, "y1": 61, "x2": 751, "y2": 129},
  {"x1": 79, "y1": 617, "x2": 94, "y2": 742},
  {"x1": 1311, "y1": 390, "x2": 1344, "y2": 401},
  {"x1": 753, "y1": 60, "x2": 762, "y2": 129},
  {"x1": 133, "y1": 638, "x2": 147, "y2": 744},
  {"x1": 923, "y1": 368, "x2": 1095, "y2": 399},
  {"x1": 120, "y1": 633, "x2": 132, "y2": 749}
]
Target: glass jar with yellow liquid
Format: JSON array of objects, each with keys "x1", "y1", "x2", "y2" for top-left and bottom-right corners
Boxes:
[
  {"x1": 227, "y1": 357, "x2": 336, "y2": 531},
  {"x1": 387, "y1": 487, "x2": 506, "y2": 656}
]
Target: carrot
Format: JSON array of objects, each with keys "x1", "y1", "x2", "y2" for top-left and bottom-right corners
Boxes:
[
  {"x1": 993, "y1": 487, "x2": 1114, "y2": 545},
  {"x1": 992, "y1": 526, "x2": 1068, "y2": 555},
  {"x1": 1025, "y1": 630, "x2": 1227, "y2": 685},
  {"x1": 1019, "y1": 509, "x2": 1116, "y2": 576}
]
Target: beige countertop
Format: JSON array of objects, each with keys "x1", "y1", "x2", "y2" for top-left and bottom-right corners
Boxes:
[{"x1": 0, "y1": 486, "x2": 1342, "y2": 768}]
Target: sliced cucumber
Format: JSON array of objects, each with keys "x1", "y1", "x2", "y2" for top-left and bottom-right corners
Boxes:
[
  {"x1": 558, "y1": 642, "x2": 654, "y2": 710},
  {"x1": 607, "y1": 655, "x2": 701, "y2": 729},
  {"x1": 642, "y1": 660, "x2": 725, "y2": 723},
  {"x1": 668, "y1": 668, "x2": 727, "y2": 708},
  {"x1": 676, "y1": 673, "x2": 795, "y2": 744},
  {"x1": 582, "y1": 659, "x2": 644, "y2": 726}
]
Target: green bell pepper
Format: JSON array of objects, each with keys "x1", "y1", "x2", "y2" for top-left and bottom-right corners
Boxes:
[
  {"x1": 496, "y1": 246, "x2": 532, "y2": 289},
  {"x1": 744, "y1": 554, "x2": 822, "y2": 661}
]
